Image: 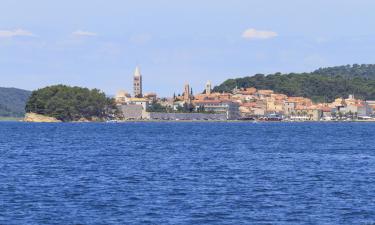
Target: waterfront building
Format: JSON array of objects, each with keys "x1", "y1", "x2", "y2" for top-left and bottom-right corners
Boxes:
[
  {"x1": 331, "y1": 95, "x2": 373, "y2": 118},
  {"x1": 284, "y1": 101, "x2": 296, "y2": 116},
  {"x1": 145, "y1": 112, "x2": 227, "y2": 121},
  {"x1": 133, "y1": 66, "x2": 143, "y2": 97},
  {"x1": 239, "y1": 102, "x2": 266, "y2": 118},
  {"x1": 366, "y1": 101, "x2": 375, "y2": 115},
  {"x1": 194, "y1": 100, "x2": 240, "y2": 120},
  {"x1": 317, "y1": 105, "x2": 334, "y2": 120},
  {"x1": 119, "y1": 105, "x2": 144, "y2": 120},
  {"x1": 127, "y1": 98, "x2": 149, "y2": 110},
  {"x1": 252, "y1": 106, "x2": 266, "y2": 117},
  {"x1": 266, "y1": 97, "x2": 284, "y2": 114},
  {"x1": 339, "y1": 102, "x2": 372, "y2": 117},
  {"x1": 239, "y1": 102, "x2": 255, "y2": 118},
  {"x1": 292, "y1": 106, "x2": 322, "y2": 121}
]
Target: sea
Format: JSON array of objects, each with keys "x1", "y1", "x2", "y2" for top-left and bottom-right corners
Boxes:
[{"x1": 1, "y1": 122, "x2": 375, "y2": 224}]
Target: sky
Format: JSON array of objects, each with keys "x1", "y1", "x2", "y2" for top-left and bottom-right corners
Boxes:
[{"x1": 1, "y1": 0, "x2": 375, "y2": 96}]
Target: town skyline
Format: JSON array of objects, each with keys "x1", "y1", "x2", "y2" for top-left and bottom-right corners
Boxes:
[
  {"x1": 105, "y1": 64, "x2": 374, "y2": 122},
  {"x1": 117, "y1": 65, "x2": 213, "y2": 98},
  {"x1": 2, "y1": 0, "x2": 375, "y2": 96}
]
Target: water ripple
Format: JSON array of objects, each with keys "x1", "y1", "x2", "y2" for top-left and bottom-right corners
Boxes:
[{"x1": 1, "y1": 122, "x2": 375, "y2": 224}]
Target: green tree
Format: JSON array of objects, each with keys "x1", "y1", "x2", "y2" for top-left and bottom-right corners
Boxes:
[{"x1": 25, "y1": 85, "x2": 118, "y2": 122}]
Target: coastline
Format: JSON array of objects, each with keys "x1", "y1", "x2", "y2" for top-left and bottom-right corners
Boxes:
[
  {"x1": 6, "y1": 119, "x2": 375, "y2": 123},
  {"x1": 6, "y1": 113, "x2": 375, "y2": 123},
  {"x1": 113, "y1": 119, "x2": 375, "y2": 123},
  {"x1": 0, "y1": 117, "x2": 23, "y2": 121}
]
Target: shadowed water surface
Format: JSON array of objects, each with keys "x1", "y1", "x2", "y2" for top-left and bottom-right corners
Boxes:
[{"x1": 1, "y1": 122, "x2": 375, "y2": 224}]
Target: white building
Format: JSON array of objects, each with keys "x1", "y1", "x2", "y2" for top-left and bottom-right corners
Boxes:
[{"x1": 194, "y1": 100, "x2": 240, "y2": 120}]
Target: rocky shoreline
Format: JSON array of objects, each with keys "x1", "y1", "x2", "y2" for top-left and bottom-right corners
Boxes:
[
  {"x1": 16, "y1": 113, "x2": 375, "y2": 123},
  {"x1": 23, "y1": 113, "x2": 62, "y2": 123}
]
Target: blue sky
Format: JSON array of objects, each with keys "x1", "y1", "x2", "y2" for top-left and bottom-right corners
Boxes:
[{"x1": 1, "y1": 0, "x2": 375, "y2": 96}]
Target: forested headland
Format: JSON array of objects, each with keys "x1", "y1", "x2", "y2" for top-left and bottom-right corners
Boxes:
[{"x1": 25, "y1": 85, "x2": 118, "y2": 122}]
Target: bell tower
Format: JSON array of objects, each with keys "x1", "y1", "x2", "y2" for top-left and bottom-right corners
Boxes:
[
  {"x1": 133, "y1": 66, "x2": 143, "y2": 97},
  {"x1": 205, "y1": 81, "x2": 212, "y2": 95}
]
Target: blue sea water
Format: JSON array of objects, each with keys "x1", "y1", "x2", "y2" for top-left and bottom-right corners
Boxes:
[{"x1": 1, "y1": 122, "x2": 375, "y2": 224}]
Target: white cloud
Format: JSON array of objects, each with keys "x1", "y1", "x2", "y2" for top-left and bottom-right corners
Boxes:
[
  {"x1": 72, "y1": 30, "x2": 97, "y2": 37},
  {"x1": 242, "y1": 28, "x2": 278, "y2": 40},
  {"x1": 0, "y1": 29, "x2": 35, "y2": 38}
]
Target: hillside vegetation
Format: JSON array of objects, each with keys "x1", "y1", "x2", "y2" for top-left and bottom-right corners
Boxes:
[
  {"x1": 314, "y1": 64, "x2": 375, "y2": 78},
  {"x1": 213, "y1": 64, "x2": 375, "y2": 102},
  {"x1": 25, "y1": 85, "x2": 118, "y2": 122},
  {"x1": 0, "y1": 87, "x2": 31, "y2": 117}
]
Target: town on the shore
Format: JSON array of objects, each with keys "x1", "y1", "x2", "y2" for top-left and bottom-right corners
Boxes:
[{"x1": 115, "y1": 66, "x2": 375, "y2": 121}]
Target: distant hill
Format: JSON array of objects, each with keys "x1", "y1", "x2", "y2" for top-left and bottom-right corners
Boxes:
[
  {"x1": 213, "y1": 64, "x2": 375, "y2": 102},
  {"x1": 0, "y1": 87, "x2": 31, "y2": 117}
]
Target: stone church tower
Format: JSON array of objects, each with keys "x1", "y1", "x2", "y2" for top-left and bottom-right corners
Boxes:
[
  {"x1": 205, "y1": 81, "x2": 212, "y2": 95},
  {"x1": 183, "y1": 83, "x2": 191, "y2": 101},
  {"x1": 133, "y1": 66, "x2": 143, "y2": 97}
]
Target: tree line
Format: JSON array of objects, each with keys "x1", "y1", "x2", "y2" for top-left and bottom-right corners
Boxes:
[
  {"x1": 25, "y1": 85, "x2": 118, "y2": 121},
  {"x1": 213, "y1": 64, "x2": 375, "y2": 102}
]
